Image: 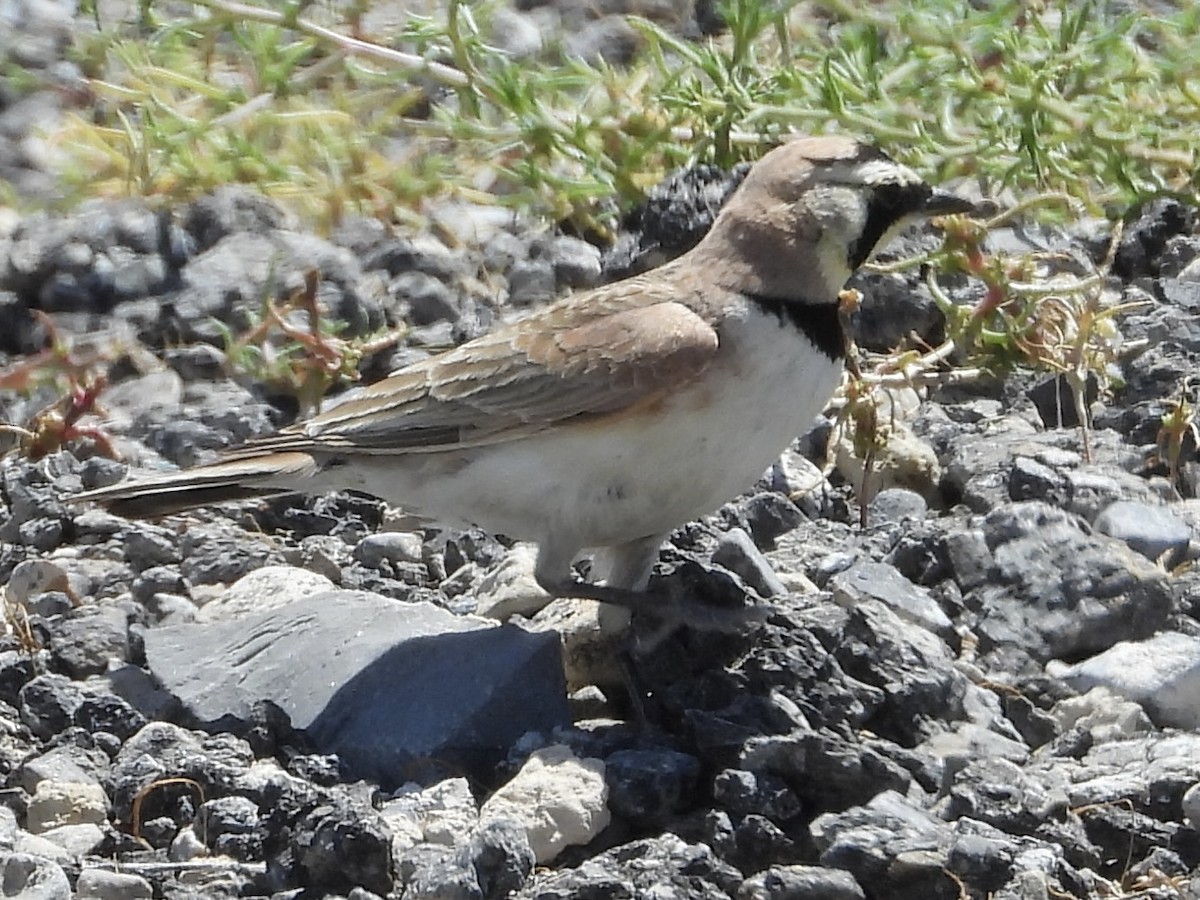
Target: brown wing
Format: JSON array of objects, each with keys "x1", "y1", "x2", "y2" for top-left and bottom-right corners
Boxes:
[{"x1": 222, "y1": 291, "x2": 719, "y2": 458}]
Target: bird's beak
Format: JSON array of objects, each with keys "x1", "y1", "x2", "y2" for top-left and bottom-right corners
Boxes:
[{"x1": 923, "y1": 190, "x2": 978, "y2": 217}]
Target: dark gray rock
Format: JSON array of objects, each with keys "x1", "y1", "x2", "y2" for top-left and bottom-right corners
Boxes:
[
  {"x1": 711, "y1": 528, "x2": 786, "y2": 599},
  {"x1": 396, "y1": 842, "x2": 481, "y2": 900},
  {"x1": 970, "y1": 502, "x2": 1172, "y2": 661},
  {"x1": 391, "y1": 270, "x2": 459, "y2": 326},
  {"x1": 0, "y1": 456, "x2": 71, "y2": 546},
  {"x1": 848, "y1": 275, "x2": 945, "y2": 353},
  {"x1": 830, "y1": 562, "x2": 952, "y2": 635},
  {"x1": 941, "y1": 425, "x2": 1152, "y2": 516},
  {"x1": 506, "y1": 257, "x2": 556, "y2": 306},
  {"x1": 809, "y1": 791, "x2": 952, "y2": 897},
  {"x1": 131, "y1": 566, "x2": 190, "y2": 605},
  {"x1": 742, "y1": 728, "x2": 912, "y2": 815},
  {"x1": 604, "y1": 748, "x2": 701, "y2": 827},
  {"x1": 18, "y1": 673, "x2": 84, "y2": 740},
  {"x1": 1120, "y1": 302, "x2": 1200, "y2": 360},
  {"x1": 354, "y1": 231, "x2": 467, "y2": 281},
  {"x1": 162, "y1": 342, "x2": 227, "y2": 380},
  {"x1": 77, "y1": 456, "x2": 129, "y2": 492},
  {"x1": 944, "y1": 757, "x2": 1069, "y2": 835},
  {"x1": 737, "y1": 864, "x2": 865, "y2": 900},
  {"x1": 837, "y1": 600, "x2": 969, "y2": 745},
  {"x1": 287, "y1": 790, "x2": 393, "y2": 896},
  {"x1": 48, "y1": 604, "x2": 130, "y2": 678},
  {"x1": 1078, "y1": 802, "x2": 1195, "y2": 877},
  {"x1": 564, "y1": 15, "x2": 642, "y2": 65},
  {"x1": 197, "y1": 795, "x2": 262, "y2": 860},
  {"x1": 142, "y1": 591, "x2": 569, "y2": 787},
  {"x1": 469, "y1": 818, "x2": 535, "y2": 900},
  {"x1": 183, "y1": 186, "x2": 287, "y2": 251},
  {"x1": 75, "y1": 690, "x2": 147, "y2": 742},
  {"x1": 156, "y1": 229, "x2": 374, "y2": 346},
  {"x1": 712, "y1": 768, "x2": 801, "y2": 823},
  {"x1": 110, "y1": 722, "x2": 255, "y2": 825},
  {"x1": 1156, "y1": 236, "x2": 1200, "y2": 279},
  {"x1": 0, "y1": 652, "x2": 37, "y2": 711},
  {"x1": 712, "y1": 811, "x2": 798, "y2": 874},
  {"x1": 946, "y1": 831, "x2": 1015, "y2": 894},
  {"x1": 177, "y1": 524, "x2": 284, "y2": 585},
  {"x1": 731, "y1": 492, "x2": 806, "y2": 550},
  {"x1": 999, "y1": 693, "x2": 1058, "y2": 751},
  {"x1": 1026, "y1": 374, "x2": 1097, "y2": 429},
  {"x1": 516, "y1": 833, "x2": 741, "y2": 899},
  {"x1": 544, "y1": 235, "x2": 601, "y2": 289},
  {"x1": 122, "y1": 526, "x2": 181, "y2": 571},
  {"x1": 602, "y1": 162, "x2": 747, "y2": 279},
  {"x1": 867, "y1": 488, "x2": 927, "y2": 525},
  {"x1": 1114, "y1": 199, "x2": 1199, "y2": 279},
  {"x1": 1007, "y1": 456, "x2": 1067, "y2": 505}
]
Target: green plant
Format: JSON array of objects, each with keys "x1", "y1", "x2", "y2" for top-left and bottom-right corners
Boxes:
[
  {"x1": 1156, "y1": 386, "x2": 1199, "y2": 497},
  {"x1": 0, "y1": 313, "x2": 123, "y2": 460},
  {"x1": 217, "y1": 269, "x2": 404, "y2": 417},
  {"x1": 49, "y1": 0, "x2": 1200, "y2": 231}
]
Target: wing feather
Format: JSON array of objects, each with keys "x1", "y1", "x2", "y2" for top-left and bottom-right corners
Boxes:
[{"x1": 220, "y1": 293, "x2": 718, "y2": 459}]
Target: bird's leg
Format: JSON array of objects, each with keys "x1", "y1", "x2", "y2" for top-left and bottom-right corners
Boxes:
[
  {"x1": 533, "y1": 535, "x2": 660, "y2": 604},
  {"x1": 534, "y1": 537, "x2": 772, "y2": 642},
  {"x1": 590, "y1": 535, "x2": 664, "y2": 592}
]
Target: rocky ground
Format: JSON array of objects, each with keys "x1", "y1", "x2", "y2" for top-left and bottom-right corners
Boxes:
[{"x1": 4, "y1": 2, "x2": 1200, "y2": 900}]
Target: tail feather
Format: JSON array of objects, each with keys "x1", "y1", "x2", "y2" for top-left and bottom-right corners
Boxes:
[{"x1": 73, "y1": 451, "x2": 320, "y2": 519}]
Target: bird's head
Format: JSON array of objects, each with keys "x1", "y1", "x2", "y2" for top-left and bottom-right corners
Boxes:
[{"x1": 694, "y1": 135, "x2": 976, "y2": 302}]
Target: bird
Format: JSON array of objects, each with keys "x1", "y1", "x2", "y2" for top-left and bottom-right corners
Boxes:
[{"x1": 77, "y1": 135, "x2": 974, "y2": 621}]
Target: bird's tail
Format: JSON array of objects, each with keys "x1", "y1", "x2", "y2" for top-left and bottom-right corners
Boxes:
[{"x1": 73, "y1": 451, "x2": 320, "y2": 518}]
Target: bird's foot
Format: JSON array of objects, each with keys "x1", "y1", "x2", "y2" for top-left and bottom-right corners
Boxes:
[
  {"x1": 628, "y1": 585, "x2": 773, "y2": 655},
  {"x1": 542, "y1": 576, "x2": 773, "y2": 652}
]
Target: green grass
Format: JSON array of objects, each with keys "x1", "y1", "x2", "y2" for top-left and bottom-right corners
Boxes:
[{"x1": 49, "y1": 0, "x2": 1200, "y2": 234}]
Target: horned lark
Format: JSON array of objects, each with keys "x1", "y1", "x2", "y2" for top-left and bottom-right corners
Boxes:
[{"x1": 78, "y1": 136, "x2": 973, "y2": 615}]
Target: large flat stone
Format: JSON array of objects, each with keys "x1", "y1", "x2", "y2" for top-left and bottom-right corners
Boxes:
[{"x1": 143, "y1": 591, "x2": 569, "y2": 787}]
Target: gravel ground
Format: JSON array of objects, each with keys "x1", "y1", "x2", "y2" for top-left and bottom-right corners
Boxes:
[{"x1": 4, "y1": 2, "x2": 1200, "y2": 900}]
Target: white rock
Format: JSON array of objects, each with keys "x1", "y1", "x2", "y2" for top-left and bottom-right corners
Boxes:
[
  {"x1": 196, "y1": 565, "x2": 335, "y2": 621},
  {"x1": 1051, "y1": 633, "x2": 1200, "y2": 729},
  {"x1": 26, "y1": 781, "x2": 109, "y2": 833},
  {"x1": 0, "y1": 803, "x2": 15, "y2": 849},
  {"x1": 382, "y1": 777, "x2": 480, "y2": 854},
  {"x1": 355, "y1": 531, "x2": 424, "y2": 566},
  {"x1": 480, "y1": 744, "x2": 610, "y2": 864},
  {"x1": 37, "y1": 822, "x2": 105, "y2": 856},
  {"x1": 75, "y1": 868, "x2": 154, "y2": 900},
  {"x1": 1049, "y1": 686, "x2": 1152, "y2": 741},
  {"x1": 833, "y1": 388, "x2": 940, "y2": 501},
  {"x1": 168, "y1": 825, "x2": 209, "y2": 862},
  {"x1": 473, "y1": 544, "x2": 550, "y2": 620},
  {"x1": 427, "y1": 200, "x2": 516, "y2": 247},
  {"x1": 1183, "y1": 782, "x2": 1200, "y2": 832},
  {"x1": 18, "y1": 745, "x2": 103, "y2": 793},
  {"x1": 13, "y1": 831, "x2": 73, "y2": 865}
]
